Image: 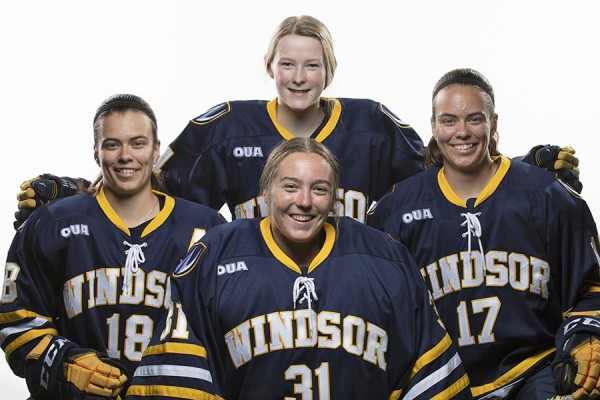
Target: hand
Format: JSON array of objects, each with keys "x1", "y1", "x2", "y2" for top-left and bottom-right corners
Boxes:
[
  {"x1": 522, "y1": 145, "x2": 582, "y2": 193},
  {"x1": 25, "y1": 335, "x2": 127, "y2": 399},
  {"x1": 553, "y1": 333, "x2": 600, "y2": 399},
  {"x1": 63, "y1": 351, "x2": 127, "y2": 398},
  {"x1": 14, "y1": 174, "x2": 88, "y2": 230}
]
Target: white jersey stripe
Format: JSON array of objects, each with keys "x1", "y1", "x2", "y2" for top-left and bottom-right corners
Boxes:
[
  {"x1": 133, "y1": 365, "x2": 213, "y2": 383},
  {"x1": 403, "y1": 353, "x2": 462, "y2": 400}
]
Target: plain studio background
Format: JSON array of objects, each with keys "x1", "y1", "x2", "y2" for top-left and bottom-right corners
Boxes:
[{"x1": 1, "y1": 1, "x2": 599, "y2": 397}]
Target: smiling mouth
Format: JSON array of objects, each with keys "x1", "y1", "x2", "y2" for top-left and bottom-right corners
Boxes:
[
  {"x1": 289, "y1": 88, "x2": 309, "y2": 94},
  {"x1": 291, "y1": 214, "x2": 314, "y2": 222},
  {"x1": 115, "y1": 168, "x2": 137, "y2": 175},
  {"x1": 453, "y1": 144, "x2": 474, "y2": 151}
]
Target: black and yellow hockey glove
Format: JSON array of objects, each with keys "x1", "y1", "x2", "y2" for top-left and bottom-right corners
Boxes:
[
  {"x1": 14, "y1": 174, "x2": 90, "y2": 230},
  {"x1": 552, "y1": 317, "x2": 600, "y2": 399},
  {"x1": 25, "y1": 335, "x2": 128, "y2": 399},
  {"x1": 521, "y1": 144, "x2": 582, "y2": 193}
]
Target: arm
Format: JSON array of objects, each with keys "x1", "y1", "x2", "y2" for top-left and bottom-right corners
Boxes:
[
  {"x1": 547, "y1": 185, "x2": 600, "y2": 399},
  {"x1": 14, "y1": 174, "x2": 90, "y2": 230},
  {"x1": 1, "y1": 210, "x2": 126, "y2": 399},
  {"x1": 517, "y1": 144, "x2": 582, "y2": 193},
  {"x1": 158, "y1": 104, "x2": 230, "y2": 210},
  {"x1": 375, "y1": 103, "x2": 425, "y2": 201},
  {"x1": 127, "y1": 243, "x2": 219, "y2": 399},
  {"x1": 390, "y1": 250, "x2": 471, "y2": 399}
]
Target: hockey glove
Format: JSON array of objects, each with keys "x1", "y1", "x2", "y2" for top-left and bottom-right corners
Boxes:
[
  {"x1": 25, "y1": 335, "x2": 127, "y2": 399},
  {"x1": 552, "y1": 316, "x2": 600, "y2": 399},
  {"x1": 521, "y1": 144, "x2": 582, "y2": 193},
  {"x1": 14, "y1": 174, "x2": 90, "y2": 229}
]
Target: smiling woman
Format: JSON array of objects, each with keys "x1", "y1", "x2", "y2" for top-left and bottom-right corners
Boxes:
[
  {"x1": 368, "y1": 68, "x2": 600, "y2": 399},
  {"x1": 127, "y1": 137, "x2": 471, "y2": 399},
  {"x1": 0, "y1": 94, "x2": 225, "y2": 399},
  {"x1": 259, "y1": 138, "x2": 340, "y2": 266}
]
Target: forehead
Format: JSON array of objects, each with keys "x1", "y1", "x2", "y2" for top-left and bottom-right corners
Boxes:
[
  {"x1": 100, "y1": 110, "x2": 153, "y2": 139},
  {"x1": 434, "y1": 85, "x2": 488, "y2": 115},
  {"x1": 275, "y1": 34, "x2": 324, "y2": 60},
  {"x1": 276, "y1": 152, "x2": 332, "y2": 180}
]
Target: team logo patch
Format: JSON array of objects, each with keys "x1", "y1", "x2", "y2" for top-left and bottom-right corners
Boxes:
[
  {"x1": 60, "y1": 224, "x2": 90, "y2": 237},
  {"x1": 217, "y1": 261, "x2": 249, "y2": 275},
  {"x1": 192, "y1": 102, "x2": 230, "y2": 124},
  {"x1": 402, "y1": 208, "x2": 433, "y2": 223},
  {"x1": 174, "y1": 243, "x2": 206, "y2": 276},
  {"x1": 232, "y1": 146, "x2": 264, "y2": 158}
]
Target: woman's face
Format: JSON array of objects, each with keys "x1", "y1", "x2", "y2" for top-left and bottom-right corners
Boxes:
[
  {"x1": 431, "y1": 85, "x2": 496, "y2": 175},
  {"x1": 95, "y1": 110, "x2": 159, "y2": 199},
  {"x1": 269, "y1": 34, "x2": 327, "y2": 114},
  {"x1": 266, "y1": 151, "x2": 333, "y2": 256}
]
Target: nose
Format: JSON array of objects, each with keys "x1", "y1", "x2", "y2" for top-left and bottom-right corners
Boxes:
[
  {"x1": 119, "y1": 146, "x2": 133, "y2": 162},
  {"x1": 296, "y1": 188, "x2": 312, "y2": 209},
  {"x1": 292, "y1": 67, "x2": 306, "y2": 85},
  {"x1": 456, "y1": 122, "x2": 471, "y2": 138}
]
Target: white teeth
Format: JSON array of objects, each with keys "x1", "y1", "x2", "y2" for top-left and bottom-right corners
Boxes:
[
  {"x1": 117, "y1": 168, "x2": 135, "y2": 174},
  {"x1": 292, "y1": 215, "x2": 312, "y2": 222},
  {"x1": 454, "y1": 144, "x2": 474, "y2": 151}
]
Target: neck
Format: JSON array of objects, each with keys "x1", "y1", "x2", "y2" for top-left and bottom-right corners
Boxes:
[
  {"x1": 103, "y1": 189, "x2": 159, "y2": 227},
  {"x1": 443, "y1": 158, "x2": 498, "y2": 202},
  {"x1": 272, "y1": 228, "x2": 323, "y2": 267},
  {"x1": 276, "y1": 100, "x2": 324, "y2": 138}
]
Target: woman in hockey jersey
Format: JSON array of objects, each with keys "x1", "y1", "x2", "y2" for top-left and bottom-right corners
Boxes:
[
  {"x1": 0, "y1": 94, "x2": 225, "y2": 399},
  {"x1": 14, "y1": 15, "x2": 580, "y2": 227},
  {"x1": 368, "y1": 68, "x2": 600, "y2": 399},
  {"x1": 126, "y1": 137, "x2": 471, "y2": 399}
]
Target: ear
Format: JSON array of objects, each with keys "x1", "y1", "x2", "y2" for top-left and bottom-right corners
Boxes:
[
  {"x1": 153, "y1": 140, "x2": 161, "y2": 164},
  {"x1": 490, "y1": 113, "x2": 499, "y2": 136},
  {"x1": 94, "y1": 148, "x2": 100, "y2": 167},
  {"x1": 430, "y1": 117, "x2": 438, "y2": 139},
  {"x1": 267, "y1": 64, "x2": 275, "y2": 79}
]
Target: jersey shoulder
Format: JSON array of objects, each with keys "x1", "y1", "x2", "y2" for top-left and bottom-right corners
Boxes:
[
  {"x1": 169, "y1": 195, "x2": 227, "y2": 224},
  {"x1": 337, "y1": 98, "x2": 414, "y2": 129},
  {"x1": 22, "y1": 194, "x2": 97, "y2": 229},
  {"x1": 506, "y1": 159, "x2": 584, "y2": 203},
  {"x1": 336, "y1": 217, "x2": 412, "y2": 261},
  {"x1": 188, "y1": 100, "x2": 272, "y2": 138}
]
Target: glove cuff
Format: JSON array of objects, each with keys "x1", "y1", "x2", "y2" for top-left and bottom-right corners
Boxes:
[
  {"x1": 555, "y1": 316, "x2": 600, "y2": 352},
  {"x1": 25, "y1": 335, "x2": 77, "y2": 397},
  {"x1": 520, "y1": 144, "x2": 547, "y2": 166}
]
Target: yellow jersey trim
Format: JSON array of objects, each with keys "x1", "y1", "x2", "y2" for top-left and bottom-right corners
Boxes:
[
  {"x1": 438, "y1": 156, "x2": 510, "y2": 208},
  {"x1": 259, "y1": 217, "x2": 335, "y2": 274}
]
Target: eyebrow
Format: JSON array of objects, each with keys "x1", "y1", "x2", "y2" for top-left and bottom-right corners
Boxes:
[{"x1": 279, "y1": 176, "x2": 332, "y2": 186}]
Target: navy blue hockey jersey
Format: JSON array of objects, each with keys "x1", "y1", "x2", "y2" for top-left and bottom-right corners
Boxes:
[
  {"x1": 368, "y1": 156, "x2": 600, "y2": 398},
  {"x1": 158, "y1": 98, "x2": 424, "y2": 222},
  {"x1": 0, "y1": 189, "x2": 225, "y2": 388},
  {"x1": 128, "y1": 217, "x2": 470, "y2": 399}
]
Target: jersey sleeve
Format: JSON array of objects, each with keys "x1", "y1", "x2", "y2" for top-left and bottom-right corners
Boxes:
[
  {"x1": 388, "y1": 246, "x2": 471, "y2": 399},
  {"x1": 127, "y1": 242, "x2": 222, "y2": 399},
  {"x1": 366, "y1": 184, "x2": 402, "y2": 236},
  {"x1": 0, "y1": 210, "x2": 60, "y2": 377},
  {"x1": 547, "y1": 183, "x2": 600, "y2": 316},
  {"x1": 158, "y1": 103, "x2": 230, "y2": 210},
  {"x1": 375, "y1": 104, "x2": 424, "y2": 201}
]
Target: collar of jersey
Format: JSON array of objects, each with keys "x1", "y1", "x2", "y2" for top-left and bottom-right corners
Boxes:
[
  {"x1": 437, "y1": 155, "x2": 510, "y2": 208},
  {"x1": 260, "y1": 216, "x2": 336, "y2": 274},
  {"x1": 266, "y1": 97, "x2": 341, "y2": 142},
  {"x1": 96, "y1": 187, "x2": 175, "y2": 237}
]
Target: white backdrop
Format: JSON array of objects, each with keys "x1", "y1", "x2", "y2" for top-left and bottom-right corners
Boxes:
[{"x1": 1, "y1": 1, "x2": 599, "y2": 397}]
